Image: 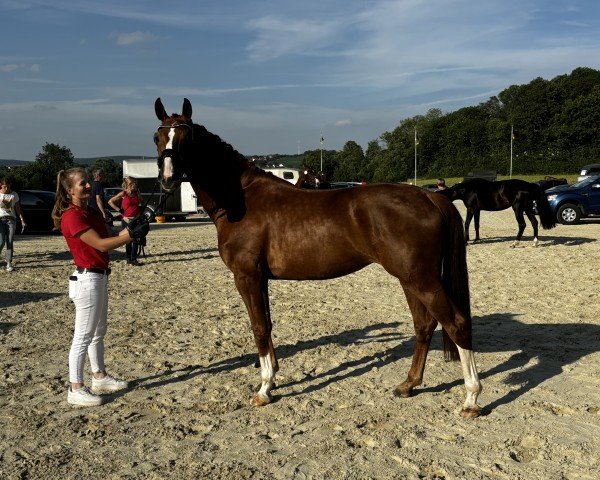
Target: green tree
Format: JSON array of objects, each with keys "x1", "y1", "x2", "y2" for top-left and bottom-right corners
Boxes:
[
  {"x1": 301, "y1": 149, "x2": 337, "y2": 180},
  {"x1": 13, "y1": 143, "x2": 75, "y2": 190},
  {"x1": 89, "y1": 158, "x2": 123, "y2": 187},
  {"x1": 332, "y1": 141, "x2": 367, "y2": 181}
]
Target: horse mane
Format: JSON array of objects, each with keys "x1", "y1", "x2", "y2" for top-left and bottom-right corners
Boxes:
[{"x1": 190, "y1": 123, "x2": 250, "y2": 221}]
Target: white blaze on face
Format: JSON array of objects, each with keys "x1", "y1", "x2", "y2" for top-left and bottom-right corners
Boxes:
[{"x1": 162, "y1": 128, "x2": 175, "y2": 180}]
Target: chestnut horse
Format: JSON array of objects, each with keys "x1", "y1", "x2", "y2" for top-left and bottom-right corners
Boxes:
[
  {"x1": 439, "y1": 178, "x2": 556, "y2": 247},
  {"x1": 153, "y1": 98, "x2": 482, "y2": 417}
]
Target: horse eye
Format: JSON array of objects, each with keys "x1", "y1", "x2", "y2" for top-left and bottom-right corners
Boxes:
[{"x1": 153, "y1": 133, "x2": 159, "y2": 144}]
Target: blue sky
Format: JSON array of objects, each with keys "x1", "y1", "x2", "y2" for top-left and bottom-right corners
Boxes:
[{"x1": 1, "y1": 0, "x2": 599, "y2": 160}]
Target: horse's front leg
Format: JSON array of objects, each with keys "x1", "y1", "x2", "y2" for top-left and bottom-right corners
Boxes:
[{"x1": 234, "y1": 271, "x2": 276, "y2": 407}]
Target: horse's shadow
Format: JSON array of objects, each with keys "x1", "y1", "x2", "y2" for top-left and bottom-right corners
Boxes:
[
  {"x1": 417, "y1": 313, "x2": 600, "y2": 414},
  {"x1": 0, "y1": 291, "x2": 62, "y2": 308},
  {"x1": 126, "y1": 314, "x2": 600, "y2": 413},
  {"x1": 471, "y1": 235, "x2": 596, "y2": 246}
]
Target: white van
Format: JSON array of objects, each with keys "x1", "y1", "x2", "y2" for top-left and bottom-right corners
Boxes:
[{"x1": 263, "y1": 167, "x2": 301, "y2": 185}]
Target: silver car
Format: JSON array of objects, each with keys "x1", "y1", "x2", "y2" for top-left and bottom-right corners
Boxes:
[{"x1": 577, "y1": 163, "x2": 600, "y2": 182}]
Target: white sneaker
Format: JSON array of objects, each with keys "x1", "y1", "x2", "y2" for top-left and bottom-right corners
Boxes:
[
  {"x1": 6, "y1": 263, "x2": 13, "y2": 272},
  {"x1": 67, "y1": 386, "x2": 105, "y2": 406},
  {"x1": 92, "y1": 374, "x2": 129, "y2": 393}
]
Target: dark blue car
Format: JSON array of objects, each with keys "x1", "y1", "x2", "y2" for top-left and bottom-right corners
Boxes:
[{"x1": 546, "y1": 174, "x2": 600, "y2": 224}]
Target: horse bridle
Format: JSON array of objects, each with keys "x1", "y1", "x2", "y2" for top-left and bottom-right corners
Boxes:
[{"x1": 143, "y1": 122, "x2": 194, "y2": 220}]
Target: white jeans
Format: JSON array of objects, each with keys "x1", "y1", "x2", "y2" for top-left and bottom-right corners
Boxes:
[{"x1": 68, "y1": 271, "x2": 109, "y2": 384}]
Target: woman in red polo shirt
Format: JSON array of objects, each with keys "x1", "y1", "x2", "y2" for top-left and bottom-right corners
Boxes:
[
  {"x1": 52, "y1": 167, "x2": 145, "y2": 407},
  {"x1": 108, "y1": 176, "x2": 144, "y2": 265}
]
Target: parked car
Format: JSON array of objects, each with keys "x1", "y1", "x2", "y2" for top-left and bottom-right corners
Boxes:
[
  {"x1": 546, "y1": 174, "x2": 600, "y2": 224},
  {"x1": 16, "y1": 190, "x2": 56, "y2": 234},
  {"x1": 329, "y1": 181, "x2": 365, "y2": 189},
  {"x1": 421, "y1": 183, "x2": 439, "y2": 192},
  {"x1": 577, "y1": 164, "x2": 600, "y2": 182},
  {"x1": 103, "y1": 187, "x2": 122, "y2": 204}
]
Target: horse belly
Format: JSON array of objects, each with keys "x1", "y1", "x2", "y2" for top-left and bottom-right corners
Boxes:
[{"x1": 266, "y1": 234, "x2": 371, "y2": 280}]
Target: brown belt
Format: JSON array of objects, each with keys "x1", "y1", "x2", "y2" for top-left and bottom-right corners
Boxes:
[{"x1": 76, "y1": 267, "x2": 111, "y2": 275}]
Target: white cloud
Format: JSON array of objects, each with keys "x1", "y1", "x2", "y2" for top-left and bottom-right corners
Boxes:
[
  {"x1": 109, "y1": 31, "x2": 157, "y2": 46},
  {"x1": 0, "y1": 63, "x2": 19, "y2": 72},
  {"x1": 334, "y1": 119, "x2": 352, "y2": 126},
  {"x1": 30, "y1": 63, "x2": 40, "y2": 72}
]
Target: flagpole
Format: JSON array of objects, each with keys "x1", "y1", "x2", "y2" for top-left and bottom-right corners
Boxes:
[
  {"x1": 414, "y1": 128, "x2": 417, "y2": 185},
  {"x1": 320, "y1": 132, "x2": 323, "y2": 172},
  {"x1": 510, "y1": 125, "x2": 513, "y2": 179}
]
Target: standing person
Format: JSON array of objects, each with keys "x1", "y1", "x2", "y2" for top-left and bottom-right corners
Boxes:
[
  {"x1": 52, "y1": 167, "x2": 148, "y2": 406},
  {"x1": 108, "y1": 177, "x2": 144, "y2": 265},
  {"x1": 87, "y1": 168, "x2": 107, "y2": 222},
  {"x1": 0, "y1": 178, "x2": 27, "y2": 272},
  {"x1": 436, "y1": 178, "x2": 449, "y2": 191}
]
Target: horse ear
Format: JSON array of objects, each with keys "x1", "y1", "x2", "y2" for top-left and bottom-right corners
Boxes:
[
  {"x1": 155, "y1": 98, "x2": 168, "y2": 121},
  {"x1": 182, "y1": 98, "x2": 192, "y2": 121}
]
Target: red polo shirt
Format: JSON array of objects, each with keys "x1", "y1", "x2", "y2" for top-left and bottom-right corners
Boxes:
[{"x1": 61, "y1": 204, "x2": 110, "y2": 270}]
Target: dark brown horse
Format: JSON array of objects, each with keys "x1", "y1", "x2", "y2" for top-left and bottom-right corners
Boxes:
[
  {"x1": 295, "y1": 169, "x2": 331, "y2": 189},
  {"x1": 153, "y1": 98, "x2": 482, "y2": 417},
  {"x1": 295, "y1": 168, "x2": 319, "y2": 189},
  {"x1": 439, "y1": 178, "x2": 557, "y2": 247}
]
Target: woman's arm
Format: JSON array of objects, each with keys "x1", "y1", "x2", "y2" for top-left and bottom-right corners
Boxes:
[
  {"x1": 78, "y1": 226, "x2": 132, "y2": 252},
  {"x1": 14, "y1": 201, "x2": 27, "y2": 232},
  {"x1": 108, "y1": 191, "x2": 125, "y2": 211}
]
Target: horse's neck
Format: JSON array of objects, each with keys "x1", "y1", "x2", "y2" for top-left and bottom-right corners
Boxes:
[{"x1": 187, "y1": 126, "x2": 253, "y2": 221}]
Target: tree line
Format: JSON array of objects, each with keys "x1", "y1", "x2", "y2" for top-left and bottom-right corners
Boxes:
[
  {"x1": 0, "y1": 144, "x2": 123, "y2": 191},
  {"x1": 2, "y1": 67, "x2": 599, "y2": 191},
  {"x1": 302, "y1": 67, "x2": 600, "y2": 182}
]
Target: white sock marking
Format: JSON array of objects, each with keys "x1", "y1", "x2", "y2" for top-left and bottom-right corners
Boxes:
[
  {"x1": 457, "y1": 346, "x2": 482, "y2": 411},
  {"x1": 258, "y1": 354, "x2": 275, "y2": 400}
]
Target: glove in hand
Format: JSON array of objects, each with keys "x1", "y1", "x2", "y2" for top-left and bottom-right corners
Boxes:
[{"x1": 127, "y1": 215, "x2": 150, "y2": 241}]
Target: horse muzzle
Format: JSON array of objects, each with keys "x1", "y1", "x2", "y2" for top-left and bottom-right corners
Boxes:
[{"x1": 158, "y1": 149, "x2": 183, "y2": 191}]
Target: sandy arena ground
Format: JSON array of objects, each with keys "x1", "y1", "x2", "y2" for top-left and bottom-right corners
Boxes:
[{"x1": 1, "y1": 205, "x2": 599, "y2": 479}]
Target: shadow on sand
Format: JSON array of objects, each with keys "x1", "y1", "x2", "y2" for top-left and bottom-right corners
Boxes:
[{"x1": 115, "y1": 314, "x2": 599, "y2": 414}]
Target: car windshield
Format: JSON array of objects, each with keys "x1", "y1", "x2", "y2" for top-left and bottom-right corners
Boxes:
[
  {"x1": 571, "y1": 175, "x2": 600, "y2": 188},
  {"x1": 34, "y1": 191, "x2": 56, "y2": 204}
]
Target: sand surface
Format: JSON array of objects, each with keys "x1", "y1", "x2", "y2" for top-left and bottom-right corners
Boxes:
[{"x1": 1, "y1": 206, "x2": 599, "y2": 479}]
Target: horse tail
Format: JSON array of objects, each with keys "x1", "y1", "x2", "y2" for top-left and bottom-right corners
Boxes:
[
  {"x1": 430, "y1": 194, "x2": 471, "y2": 361},
  {"x1": 534, "y1": 185, "x2": 557, "y2": 230}
]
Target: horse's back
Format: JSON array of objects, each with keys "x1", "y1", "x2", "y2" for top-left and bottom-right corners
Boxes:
[{"x1": 233, "y1": 180, "x2": 449, "y2": 280}]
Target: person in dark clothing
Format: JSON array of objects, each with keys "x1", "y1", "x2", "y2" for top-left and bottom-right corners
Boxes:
[{"x1": 87, "y1": 169, "x2": 107, "y2": 221}]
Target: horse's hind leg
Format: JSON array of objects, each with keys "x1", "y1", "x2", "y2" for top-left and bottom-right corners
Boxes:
[
  {"x1": 410, "y1": 287, "x2": 482, "y2": 417},
  {"x1": 525, "y1": 208, "x2": 539, "y2": 246},
  {"x1": 511, "y1": 204, "x2": 527, "y2": 247},
  {"x1": 473, "y1": 209, "x2": 481, "y2": 241},
  {"x1": 394, "y1": 289, "x2": 437, "y2": 397}
]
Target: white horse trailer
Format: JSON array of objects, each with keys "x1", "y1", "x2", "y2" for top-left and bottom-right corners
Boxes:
[
  {"x1": 122, "y1": 158, "x2": 197, "y2": 220},
  {"x1": 263, "y1": 167, "x2": 301, "y2": 185}
]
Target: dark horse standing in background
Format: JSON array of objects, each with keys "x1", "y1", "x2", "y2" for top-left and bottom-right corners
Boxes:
[
  {"x1": 439, "y1": 178, "x2": 557, "y2": 247},
  {"x1": 295, "y1": 169, "x2": 331, "y2": 189},
  {"x1": 153, "y1": 98, "x2": 482, "y2": 417}
]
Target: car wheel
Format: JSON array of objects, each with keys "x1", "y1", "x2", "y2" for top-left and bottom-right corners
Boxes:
[{"x1": 557, "y1": 203, "x2": 580, "y2": 225}]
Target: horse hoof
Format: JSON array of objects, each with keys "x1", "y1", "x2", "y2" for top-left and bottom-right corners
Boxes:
[
  {"x1": 252, "y1": 393, "x2": 271, "y2": 407},
  {"x1": 393, "y1": 386, "x2": 412, "y2": 398},
  {"x1": 460, "y1": 407, "x2": 480, "y2": 419}
]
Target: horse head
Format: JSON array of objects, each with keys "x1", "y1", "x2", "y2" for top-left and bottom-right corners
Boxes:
[{"x1": 154, "y1": 98, "x2": 195, "y2": 192}]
